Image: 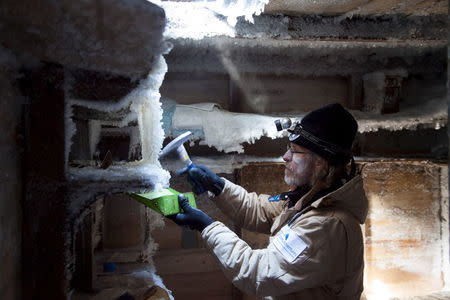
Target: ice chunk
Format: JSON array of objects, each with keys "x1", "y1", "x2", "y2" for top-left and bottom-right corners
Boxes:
[{"x1": 172, "y1": 103, "x2": 287, "y2": 153}]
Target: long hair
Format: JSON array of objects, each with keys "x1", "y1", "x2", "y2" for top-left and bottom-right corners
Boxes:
[
  {"x1": 311, "y1": 154, "x2": 357, "y2": 190},
  {"x1": 288, "y1": 153, "x2": 358, "y2": 209}
]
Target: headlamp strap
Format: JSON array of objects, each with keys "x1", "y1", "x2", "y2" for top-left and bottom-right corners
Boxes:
[{"x1": 288, "y1": 124, "x2": 351, "y2": 157}]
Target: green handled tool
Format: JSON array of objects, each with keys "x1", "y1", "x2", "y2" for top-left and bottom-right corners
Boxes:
[{"x1": 129, "y1": 188, "x2": 196, "y2": 216}]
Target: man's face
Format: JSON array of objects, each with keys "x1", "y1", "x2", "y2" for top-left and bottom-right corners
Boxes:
[{"x1": 282, "y1": 142, "x2": 317, "y2": 187}]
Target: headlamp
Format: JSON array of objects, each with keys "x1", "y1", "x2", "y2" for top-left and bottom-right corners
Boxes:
[
  {"x1": 274, "y1": 118, "x2": 292, "y2": 132},
  {"x1": 274, "y1": 117, "x2": 302, "y2": 141}
]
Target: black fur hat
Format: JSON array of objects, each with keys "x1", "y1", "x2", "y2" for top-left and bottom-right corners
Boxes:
[{"x1": 289, "y1": 103, "x2": 358, "y2": 164}]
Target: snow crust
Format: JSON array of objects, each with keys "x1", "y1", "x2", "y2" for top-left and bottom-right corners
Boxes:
[
  {"x1": 88, "y1": 120, "x2": 102, "y2": 159},
  {"x1": 68, "y1": 163, "x2": 170, "y2": 191},
  {"x1": 153, "y1": 0, "x2": 269, "y2": 40},
  {"x1": 166, "y1": 96, "x2": 447, "y2": 153},
  {"x1": 66, "y1": 54, "x2": 169, "y2": 188},
  {"x1": 157, "y1": 2, "x2": 235, "y2": 39},
  {"x1": 355, "y1": 96, "x2": 447, "y2": 133},
  {"x1": 171, "y1": 102, "x2": 287, "y2": 153},
  {"x1": 206, "y1": 0, "x2": 269, "y2": 25},
  {"x1": 166, "y1": 37, "x2": 446, "y2": 76},
  {"x1": 130, "y1": 55, "x2": 167, "y2": 164},
  {"x1": 66, "y1": 54, "x2": 167, "y2": 166}
]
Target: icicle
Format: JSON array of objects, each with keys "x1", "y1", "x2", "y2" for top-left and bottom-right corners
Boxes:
[{"x1": 130, "y1": 55, "x2": 167, "y2": 164}]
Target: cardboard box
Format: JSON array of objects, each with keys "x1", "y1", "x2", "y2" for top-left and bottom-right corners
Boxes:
[{"x1": 129, "y1": 188, "x2": 196, "y2": 216}]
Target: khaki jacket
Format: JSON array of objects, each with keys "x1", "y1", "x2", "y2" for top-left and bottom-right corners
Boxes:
[{"x1": 201, "y1": 175, "x2": 368, "y2": 300}]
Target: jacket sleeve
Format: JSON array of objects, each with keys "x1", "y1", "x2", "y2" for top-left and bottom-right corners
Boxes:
[
  {"x1": 212, "y1": 178, "x2": 284, "y2": 234},
  {"x1": 201, "y1": 217, "x2": 347, "y2": 297}
]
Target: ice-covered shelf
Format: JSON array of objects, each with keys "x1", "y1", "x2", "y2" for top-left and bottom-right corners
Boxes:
[{"x1": 67, "y1": 163, "x2": 170, "y2": 191}]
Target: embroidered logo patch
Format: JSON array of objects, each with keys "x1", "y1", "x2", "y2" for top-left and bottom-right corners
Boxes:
[{"x1": 273, "y1": 225, "x2": 308, "y2": 262}]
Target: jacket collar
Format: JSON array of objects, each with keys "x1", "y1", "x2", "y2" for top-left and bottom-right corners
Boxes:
[{"x1": 293, "y1": 175, "x2": 368, "y2": 224}]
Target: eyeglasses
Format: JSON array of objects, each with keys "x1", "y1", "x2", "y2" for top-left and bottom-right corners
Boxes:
[{"x1": 286, "y1": 144, "x2": 311, "y2": 155}]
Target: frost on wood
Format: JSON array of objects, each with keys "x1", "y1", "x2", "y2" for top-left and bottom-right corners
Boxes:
[
  {"x1": 265, "y1": 0, "x2": 369, "y2": 16},
  {"x1": 0, "y1": 0, "x2": 165, "y2": 76},
  {"x1": 65, "y1": 102, "x2": 77, "y2": 171},
  {"x1": 362, "y1": 72, "x2": 388, "y2": 113},
  {"x1": 88, "y1": 120, "x2": 102, "y2": 159},
  {"x1": 66, "y1": 55, "x2": 167, "y2": 167},
  {"x1": 67, "y1": 163, "x2": 170, "y2": 192},
  {"x1": 156, "y1": 2, "x2": 234, "y2": 40},
  {"x1": 164, "y1": 95, "x2": 447, "y2": 153},
  {"x1": 355, "y1": 96, "x2": 447, "y2": 132},
  {"x1": 85, "y1": 122, "x2": 140, "y2": 161},
  {"x1": 169, "y1": 102, "x2": 286, "y2": 153},
  {"x1": 92, "y1": 269, "x2": 173, "y2": 299},
  {"x1": 205, "y1": 0, "x2": 269, "y2": 25},
  {"x1": 264, "y1": 0, "x2": 447, "y2": 16},
  {"x1": 154, "y1": 0, "x2": 269, "y2": 40},
  {"x1": 167, "y1": 38, "x2": 446, "y2": 76}
]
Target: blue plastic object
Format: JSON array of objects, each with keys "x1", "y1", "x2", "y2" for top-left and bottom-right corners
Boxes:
[{"x1": 103, "y1": 262, "x2": 117, "y2": 273}]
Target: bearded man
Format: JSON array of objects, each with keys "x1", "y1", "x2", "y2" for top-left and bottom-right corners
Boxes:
[{"x1": 169, "y1": 103, "x2": 368, "y2": 300}]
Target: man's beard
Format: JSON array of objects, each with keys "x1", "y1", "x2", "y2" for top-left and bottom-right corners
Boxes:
[
  {"x1": 284, "y1": 171, "x2": 306, "y2": 187},
  {"x1": 284, "y1": 168, "x2": 313, "y2": 208},
  {"x1": 284, "y1": 174, "x2": 297, "y2": 186}
]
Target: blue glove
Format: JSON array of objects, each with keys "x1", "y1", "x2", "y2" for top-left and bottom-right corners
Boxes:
[
  {"x1": 177, "y1": 164, "x2": 225, "y2": 196},
  {"x1": 167, "y1": 194, "x2": 214, "y2": 232}
]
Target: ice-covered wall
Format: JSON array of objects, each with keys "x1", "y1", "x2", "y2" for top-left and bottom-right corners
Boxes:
[
  {"x1": 355, "y1": 96, "x2": 447, "y2": 133},
  {"x1": 67, "y1": 54, "x2": 169, "y2": 176},
  {"x1": 0, "y1": 0, "x2": 165, "y2": 77},
  {"x1": 0, "y1": 46, "x2": 22, "y2": 300},
  {"x1": 0, "y1": 1, "x2": 175, "y2": 296},
  {"x1": 164, "y1": 98, "x2": 447, "y2": 154},
  {"x1": 67, "y1": 164, "x2": 171, "y2": 198},
  {"x1": 65, "y1": 53, "x2": 172, "y2": 297},
  {"x1": 167, "y1": 37, "x2": 446, "y2": 76},
  {"x1": 264, "y1": 0, "x2": 447, "y2": 16},
  {"x1": 68, "y1": 194, "x2": 174, "y2": 300},
  {"x1": 156, "y1": 0, "x2": 446, "y2": 41}
]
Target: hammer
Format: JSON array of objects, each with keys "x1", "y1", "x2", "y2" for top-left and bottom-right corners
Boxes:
[{"x1": 159, "y1": 131, "x2": 207, "y2": 194}]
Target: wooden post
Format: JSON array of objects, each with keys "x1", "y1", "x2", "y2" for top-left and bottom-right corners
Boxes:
[{"x1": 21, "y1": 62, "x2": 68, "y2": 299}]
